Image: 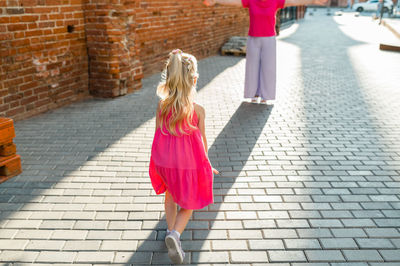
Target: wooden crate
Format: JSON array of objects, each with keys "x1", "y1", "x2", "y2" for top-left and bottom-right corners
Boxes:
[
  {"x1": 0, "y1": 117, "x2": 22, "y2": 183},
  {"x1": 221, "y1": 49, "x2": 246, "y2": 56},
  {"x1": 0, "y1": 155, "x2": 22, "y2": 183},
  {"x1": 0, "y1": 117, "x2": 16, "y2": 146},
  {"x1": 221, "y1": 36, "x2": 247, "y2": 57},
  {"x1": 0, "y1": 143, "x2": 17, "y2": 157}
]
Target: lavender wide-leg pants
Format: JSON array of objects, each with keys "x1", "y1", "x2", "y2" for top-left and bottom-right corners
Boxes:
[{"x1": 244, "y1": 36, "x2": 276, "y2": 100}]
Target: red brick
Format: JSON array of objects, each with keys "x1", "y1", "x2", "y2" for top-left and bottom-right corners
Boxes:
[
  {"x1": 5, "y1": 106, "x2": 24, "y2": 117},
  {"x1": 0, "y1": 17, "x2": 9, "y2": 23},
  {"x1": 9, "y1": 16, "x2": 21, "y2": 23},
  {"x1": 17, "y1": 47, "x2": 31, "y2": 54},
  {"x1": 0, "y1": 33, "x2": 12, "y2": 41},
  {"x1": 28, "y1": 23, "x2": 38, "y2": 29},
  {"x1": 29, "y1": 6, "x2": 58, "y2": 13},
  {"x1": 60, "y1": 6, "x2": 81, "y2": 12},
  {"x1": 4, "y1": 78, "x2": 24, "y2": 88},
  {"x1": 25, "y1": 29, "x2": 42, "y2": 37},
  {"x1": 20, "y1": 81, "x2": 38, "y2": 91},
  {"x1": 52, "y1": 27, "x2": 66, "y2": 34},
  {"x1": 7, "y1": 24, "x2": 27, "y2": 31},
  {"x1": 20, "y1": 95, "x2": 38, "y2": 106},
  {"x1": 46, "y1": 0, "x2": 65, "y2": 5},
  {"x1": 6, "y1": 8, "x2": 24, "y2": 14},
  {"x1": 11, "y1": 38, "x2": 30, "y2": 47},
  {"x1": 38, "y1": 21, "x2": 55, "y2": 28},
  {"x1": 13, "y1": 32, "x2": 25, "y2": 39}
]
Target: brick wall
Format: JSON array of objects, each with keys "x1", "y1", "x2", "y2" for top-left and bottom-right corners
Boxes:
[
  {"x1": 2, "y1": 1, "x2": 306, "y2": 121},
  {"x1": 135, "y1": 2, "x2": 249, "y2": 77},
  {"x1": 0, "y1": 0, "x2": 89, "y2": 121},
  {"x1": 83, "y1": 0, "x2": 143, "y2": 98},
  {"x1": 84, "y1": 1, "x2": 250, "y2": 97}
]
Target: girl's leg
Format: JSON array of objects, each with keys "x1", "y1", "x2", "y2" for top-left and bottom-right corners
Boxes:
[
  {"x1": 164, "y1": 191, "x2": 177, "y2": 231},
  {"x1": 165, "y1": 205, "x2": 192, "y2": 264},
  {"x1": 173, "y1": 208, "x2": 193, "y2": 234}
]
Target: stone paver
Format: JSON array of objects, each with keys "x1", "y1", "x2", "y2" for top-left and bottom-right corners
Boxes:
[{"x1": 0, "y1": 7, "x2": 399, "y2": 265}]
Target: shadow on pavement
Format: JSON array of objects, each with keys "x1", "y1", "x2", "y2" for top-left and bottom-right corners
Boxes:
[{"x1": 274, "y1": 10, "x2": 400, "y2": 261}]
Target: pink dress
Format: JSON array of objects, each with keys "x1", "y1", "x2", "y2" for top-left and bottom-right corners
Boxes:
[{"x1": 149, "y1": 105, "x2": 213, "y2": 210}]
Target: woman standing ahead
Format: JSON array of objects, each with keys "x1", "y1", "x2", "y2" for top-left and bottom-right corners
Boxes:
[{"x1": 204, "y1": 0, "x2": 327, "y2": 104}]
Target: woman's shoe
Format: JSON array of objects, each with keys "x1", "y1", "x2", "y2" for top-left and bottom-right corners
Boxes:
[
  {"x1": 251, "y1": 97, "x2": 259, "y2": 103},
  {"x1": 260, "y1": 99, "x2": 267, "y2": 104}
]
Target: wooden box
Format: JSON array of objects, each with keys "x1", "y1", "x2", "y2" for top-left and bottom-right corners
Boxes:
[{"x1": 0, "y1": 118, "x2": 22, "y2": 183}]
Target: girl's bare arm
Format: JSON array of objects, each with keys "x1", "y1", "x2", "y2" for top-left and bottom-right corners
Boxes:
[
  {"x1": 195, "y1": 104, "x2": 219, "y2": 174},
  {"x1": 195, "y1": 104, "x2": 208, "y2": 155},
  {"x1": 155, "y1": 102, "x2": 161, "y2": 134}
]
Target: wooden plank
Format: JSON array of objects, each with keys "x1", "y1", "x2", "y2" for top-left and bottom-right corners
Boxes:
[
  {"x1": 0, "y1": 118, "x2": 16, "y2": 146},
  {"x1": 0, "y1": 155, "x2": 22, "y2": 184},
  {"x1": 0, "y1": 143, "x2": 17, "y2": 157},
  {"x1": 380, "y1": 43, "x2": 400, "y2": 52},
  {"x1": 0, "y1": 117, "x2": 14, "y2": 130}
]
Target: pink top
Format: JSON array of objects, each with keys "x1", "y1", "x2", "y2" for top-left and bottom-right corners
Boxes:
[{"x1": 242, "y1": 0, "x2": 286, "y2": 37}]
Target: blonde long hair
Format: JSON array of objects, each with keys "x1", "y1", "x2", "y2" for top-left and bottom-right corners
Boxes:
[{"x1": 157, "y1": 49, "x2": 198, "y2": 136}]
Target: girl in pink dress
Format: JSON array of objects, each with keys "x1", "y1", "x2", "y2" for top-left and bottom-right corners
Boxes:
[{"x1": 149, "y1": 49, "x2": 218, "y2": 264}]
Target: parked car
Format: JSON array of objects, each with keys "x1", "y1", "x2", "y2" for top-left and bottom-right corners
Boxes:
[{"x1": 352, "y1": 0, "x2": 393, "y2": 12}]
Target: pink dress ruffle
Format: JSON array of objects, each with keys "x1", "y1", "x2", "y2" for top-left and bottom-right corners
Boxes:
[{"x1": 149, "y1": 107, "x2": 213, "y2": 210}]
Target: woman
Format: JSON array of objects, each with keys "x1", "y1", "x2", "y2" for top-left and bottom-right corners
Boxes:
[{"x1": 204, "y1": 0, "x2": 328, "y2": 104}]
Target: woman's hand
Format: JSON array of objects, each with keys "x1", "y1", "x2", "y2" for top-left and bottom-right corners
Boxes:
[
  {"x1": 285, "y1": 0, "x2": 328, "y2": 7},
  {"x1": 203, "y1": 0, "x2": 216, "y2": 6},
  {"x1": 313, "y1": 0, "x2": 328, "y2": 5},
  {"x1": 212, "y1": 168, "x2": 220, "y2": 175}
]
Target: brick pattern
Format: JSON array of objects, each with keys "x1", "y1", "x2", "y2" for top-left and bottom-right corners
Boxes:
[
  {"x1": 0, "y1": 0, "x2": 90, "y2": 121},
  {"x1": 135, "y1": 1, "x2": 250, "y2": 77},
  {"x1": 83, "y1": 0, "x2": 143, "y2": 98}
]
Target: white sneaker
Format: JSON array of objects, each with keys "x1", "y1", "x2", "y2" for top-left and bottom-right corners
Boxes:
[{"x1": 165, "y1": 230, "x2": 185, "y2": 264}]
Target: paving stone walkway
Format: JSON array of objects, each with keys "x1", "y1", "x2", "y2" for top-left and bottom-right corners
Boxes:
[{"x1": 1, "y1": 9, "x2": 400, "y2": 265}]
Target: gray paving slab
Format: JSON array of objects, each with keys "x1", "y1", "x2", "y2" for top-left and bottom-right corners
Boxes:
[{"x1": 1, "y1": 7, "x2": 399, "y2": 265}]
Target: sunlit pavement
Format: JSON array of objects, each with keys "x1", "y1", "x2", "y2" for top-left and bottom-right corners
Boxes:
[{"x1": 1, "y1": 8, "x2": 399, "y2": 265}]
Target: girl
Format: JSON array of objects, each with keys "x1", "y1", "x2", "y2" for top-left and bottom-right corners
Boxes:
[{"x1": 149, "y1": 49, "x2": 218, "y2": 264}]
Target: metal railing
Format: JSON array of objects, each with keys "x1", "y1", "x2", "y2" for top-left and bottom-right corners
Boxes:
[{"x1": 276, "y1": 6, "x2": 298, "y2": 35}]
